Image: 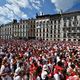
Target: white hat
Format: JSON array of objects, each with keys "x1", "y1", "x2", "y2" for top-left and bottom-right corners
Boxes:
[
  {"x1": 43, "y1": 65, "x2": 48, "y2": 71},
  {"x1": 24, "y1": 52, "x2": 28, "y2": 56}
]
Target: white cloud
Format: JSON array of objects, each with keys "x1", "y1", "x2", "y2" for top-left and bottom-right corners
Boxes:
[
  {"x1": 7, "y1": 0, "x2": 42, "y2": 10},
  {"x1": 7, "y1": 0, "x2": 28, "y2": 8},
  {"x1": 0, "y1": 4, "x2": 28, "y2": 23},
  {"x1": 0, "y1": 0, "x2": 28, "y2": 24},
  {"x1": 0, "y1": 6, "x2": 14, "y2": 23},
  {"x1": 0, "y1": 0, "x2": 44, "y2": 24},
  {"x1": 0, "y1": 16, "x2": 11, "y2": 24},
  {"x1": 30, "y1": 0, "x2": 42, "y2": 10},
  {"x1": 51, "y1": 0, "x2": 80, "y2": 12},
  {"x1": 5, "y1": 4, "x2": 28, "y2": 19}
]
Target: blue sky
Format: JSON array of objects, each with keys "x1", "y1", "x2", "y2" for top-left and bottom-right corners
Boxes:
[{"x1": 0, "y1": 0, "x2": 80, "y2": 24}]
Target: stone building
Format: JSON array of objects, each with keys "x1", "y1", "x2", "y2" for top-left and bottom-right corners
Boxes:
[
  {"x1": 0, "y1": 11, "x2": 80, "y2": 41},
  {"x1": 35, "y1": 11, "x2": 80, "y2": 41},
  {"x1": 0, "y1": 22, "x2": 13, "y2": 39},
  {"x1": 0, "y1": 19, "x2": 35, "y2": 40}
]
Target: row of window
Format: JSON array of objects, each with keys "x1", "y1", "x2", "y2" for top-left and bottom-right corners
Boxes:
[
  {"x1": 36, "y1": 33, "x2": 60, "y2": 38},
  {"x1": 36, "y1": 29, "x2": 61, "y2": 33},
  {"x1": 36, "y1": 16, "x2": 80, "y2": 29},
  {"x1": 36, "y1": 38, "x2": 80, "y2": 41}
]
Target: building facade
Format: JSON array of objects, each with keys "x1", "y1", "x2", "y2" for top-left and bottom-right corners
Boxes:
[
  {"x1": 35, "y1": 11, "x2": 80, "y2": 41},
  {"x1": 0, "y1": 23, "x2": 13, "y2": 39},
  {"x1": 0, "y1": 19, "x2": 35, "y2": 40},
  {"x1": 0, "y1": 11, "x2": 80, "y2": 41}
]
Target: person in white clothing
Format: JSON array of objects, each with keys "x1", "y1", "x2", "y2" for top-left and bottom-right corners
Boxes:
[{"x1": 14, "y1": 67, "x2": 22, "y2": 80}]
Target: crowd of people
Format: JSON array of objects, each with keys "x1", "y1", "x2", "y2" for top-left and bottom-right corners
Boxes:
[{"x1": 0, "y1": 39, "x2": 80, "y2": 80}]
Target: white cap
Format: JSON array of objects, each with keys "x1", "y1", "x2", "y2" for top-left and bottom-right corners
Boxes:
[{"x1": 42, "y1": 65, "x2": 48, "y2": 71}]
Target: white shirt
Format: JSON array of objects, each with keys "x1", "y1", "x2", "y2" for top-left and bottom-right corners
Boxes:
[
  {"x1": 0, "y1": 65, "x2": 5, "y2": 74},
  {"x1": 54, "y1": 73, "x2": 60, "y2": 80},
  {"x1": 14, "y1": 76, "x2": 21, "y2": 80},
  {"x1": 0, "y1": 65, "x2": 12, "y2": 80},
  {"x1": 41, "y1": 71, "x2": 48, "y2": 80}
]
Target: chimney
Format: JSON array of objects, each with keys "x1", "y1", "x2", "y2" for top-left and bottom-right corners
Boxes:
[
  {"x1": 36, "y1": 13, "x2": 38, "y2": 17},
  {"x1": 13, "y1": 19, "x2": 17, "y2": 23}
]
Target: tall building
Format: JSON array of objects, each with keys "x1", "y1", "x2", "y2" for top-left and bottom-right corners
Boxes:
[
  {"x1": 19, "y1": 19, "x2": 35, "y2": 39},
  {"x1": 0, "y1": 19, "x2": 35, "y2": 40},
  {"x1": 35, "y1": 11, "x2": 80, "y2": 41},
  {"x1": 0, "y1": 11, "x2": 80, "y2": 41},
  {"x1": 0, "y1": 22, "x2": 13, "y2": 39}
]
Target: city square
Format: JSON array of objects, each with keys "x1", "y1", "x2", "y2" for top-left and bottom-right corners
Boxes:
[{"x1": 0, "y1": 0, "x2": 80, "y2": 80}]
